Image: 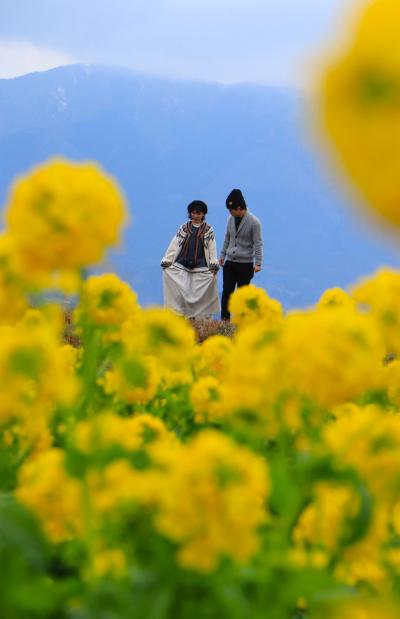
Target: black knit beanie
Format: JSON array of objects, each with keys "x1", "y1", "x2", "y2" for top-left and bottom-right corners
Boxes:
[{"x1": 226, "y1": 189, "x2": 247, "y2": 210}]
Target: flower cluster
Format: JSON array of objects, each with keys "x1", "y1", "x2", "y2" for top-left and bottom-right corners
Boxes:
[{"x1": 4, "y1": 158, "x2": 126, "y2": 289}]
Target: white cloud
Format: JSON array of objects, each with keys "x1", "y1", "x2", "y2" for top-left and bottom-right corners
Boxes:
[{"x1": 0, "y1": 39, "x2": 75, "y2": 78}]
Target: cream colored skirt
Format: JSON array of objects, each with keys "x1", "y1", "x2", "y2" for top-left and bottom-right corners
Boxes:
[{"x1": 163, "y1": 264, "x2": 220, "y2": 318}]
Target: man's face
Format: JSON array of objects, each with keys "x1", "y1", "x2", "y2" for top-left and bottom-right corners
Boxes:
[{"x1": 229, "y1": 206, "x2": 246, "y2": 218}]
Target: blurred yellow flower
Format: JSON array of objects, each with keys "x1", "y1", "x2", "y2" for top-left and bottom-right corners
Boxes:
[
  {"x1": 5, "y1": 158, "x2": 126, "y2": 283},
  {"x1": 293, "y1": 481, "x2": 360, "y2": 553},
  {"x1": 351, "y1": 268, "x2": 400, "y2": 353},
  {"x1": 76, "y1": 273, "x2": 140, "y2": 341},
  {"x1": 316, "y1": 287, "x2": 356, "y2": 311},
  {"x1": 194, "y1": 334, "x2": 233, "y2": 379},
  {"x1": 91, "y1": 548, "x2": 127, "y2": 579},
  {"x1": 121, "y1": 307, "x2": 197, "y2": 384},
  {"x1": 324, "y1": 404, "x2": 400, "y2": 498},
  {"x1": 75, "y1": 412, "x2": 173, "y2": 454},
  {"x1": 190, "y1": 375, "x2": 225, "y2": 424},
  {"x1": 319, "y1": 0, "x2": 400, "y2": 228},
  {"x1": 229, "y1": 284, "x2": 283, "y2": 328},
  {"x1": 276, "y1": 306, "x2": 385, "y2": 408},
  {"x1": 154, "y1": 430, "x2": 269, "y2": 572},
  {"x1": 101, "y1": 354, "x2": 159, "y2": 405},
  {"x1": 16, "y1": 449, "x2": 83, "y2": 542},
  {"x1": 0, "y1": 320, "x2": 78, "y2": 424},
  {"x1": 0, "y1": 233, "x2": 27, "y2": 324}
]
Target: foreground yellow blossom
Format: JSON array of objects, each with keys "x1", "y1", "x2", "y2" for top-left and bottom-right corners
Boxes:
[
  {"x1": 76, "y1": 273, "x2": 140, "y2": 341},
  {"x1": 273, "y1": 306, "x2": 385, "y2": 408},
  {"x1": 324, "y1": 404, "x2": 400, "y2": 499},
  {"x1": 351, "y1": 268, "x2": 400, "y2": 354},
  {"x1": 16, "y1": 449, "x2": 83, "y2": 542},
  {"x1": 74, "y1": 412, "x2": 174, "y2": 454},
  {"x1": 229, "y1": 284, "x2": 283, "y2": 328},
  {"x1": 0, "y1": 233, "x2": 27, "y2": 324},
  {"x1": 5, "y1": 158, "x2": 126, "y2": 284},
  {"x1": 121, "y1": 307, "x2": 197, "y2": 381},
  {"x1": 293, "y1": 481, "x2": 360, "y2": 554},
  {"x1": 217, "y1": 303, "x2": 385, "y2": 438},
  {"x1": 154, "y1": 430, "x2": 269, "y2": 572},
  {"x1": 319, "y1": 0, "x2": 400, "y2": 228},
  {"x1": 317, "y1": 287, "x2": 356, "y2": 311},
  {"x1": 190, "y1": 375, "x2": 225, "y2": 424},
  {"x1": 101, "y1": 354, "x2": 160, "y2": 405},
  {"x1": 194, "y1": 335, "x2": 233, "y2": 379},
  {"x1": 0, "y1": 320, "x2": 78, "y2": 424}
]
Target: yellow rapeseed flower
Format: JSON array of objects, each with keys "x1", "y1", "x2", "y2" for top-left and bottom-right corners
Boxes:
[
  {"x1": 154, "y1": 430, "x2": 269, "y2": 572},
  {"x1": 228, "y1": 284, "x2": 283, "y2": 329},
  {"x1": 190, "y1": 375, "x2": 225, "y2": 424},
  {"x1": 292, "y1": 464, "x2": 390, "y2": 589},
  {"x1": 76, "y1": 273, "x2": 140, "y2": 341},
  {"x1": 128, "y1": 307, "x2": 196, "y2": 369},
  {"x1": 0, "y1": 233, "x2": 27, "y2": 324},
  {"x1": 217, "y1": 323, "x2": 281, "y2": 437},
  {"x1": 5, "y1": 158, "x2": 127, "y2": 283},
  {"x1": 316, "y1": 287, "x2": 356, "y2": 311},
  {"x1": 324, "y1": 404, "x2": 400, "y2": 499},
  {"x1": 0, "y1": 321, "x2": 78, "y2": 424},
  {"x1": 351, "y1": 268, "x2": 400, "y2": 353},
  {"x1": 218, "y1": 304, "x2": 385, "y2": 434},
  {"x1": 194, "y1": 334, "x2": 233, "y2": 379},
  {"x1": 101, "y1": 354, "x2": 160, "y2": 405},
  {"x1": 275, "y1": 306, "x2": 385, "y2": 408},
  {"x1": 88, "y1": 457, "x2": 165, "y2": 514},
  {"x1": 319, "y1": 0, "x2": 400, "y2": 228},
  {"x1": 293, "y1": 481, "x2": 359, "y2": 553},
  {"x1": 75, "y1": 412, "x2": 173, "y2": 454},
  {"x1": 16, "y1": 449, "x2": 83, "y2": 542},
  {"x1": 120, "y1": 307, "x2": 197, "y2": 387}
]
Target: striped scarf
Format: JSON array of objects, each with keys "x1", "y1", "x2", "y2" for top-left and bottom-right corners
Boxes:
[{"x1": 179, "y1": 221, "x2": 208, "y2": 266}]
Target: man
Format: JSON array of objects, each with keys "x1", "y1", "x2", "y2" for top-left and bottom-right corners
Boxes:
[{"x1": 219, "y1": 188, "x2": 263, "y2": 321}]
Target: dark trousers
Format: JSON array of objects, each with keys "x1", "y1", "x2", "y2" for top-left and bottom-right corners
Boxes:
[{"x1": 221, "y1": 260, "x2": 254, "y2": 320}]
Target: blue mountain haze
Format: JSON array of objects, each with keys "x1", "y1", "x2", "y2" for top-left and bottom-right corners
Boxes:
[{"x1": 0, "y1": 64, "x2": 399, "y2": 308}]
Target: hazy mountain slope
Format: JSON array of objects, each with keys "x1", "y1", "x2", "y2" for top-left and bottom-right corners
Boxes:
[{"x1": 0, "y1": 64, "x2": 398, "y2": 307}]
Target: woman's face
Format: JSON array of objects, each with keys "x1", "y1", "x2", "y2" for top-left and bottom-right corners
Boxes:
[{"x1": 189, "y1": 209, "x2": 204, "y2": 224}]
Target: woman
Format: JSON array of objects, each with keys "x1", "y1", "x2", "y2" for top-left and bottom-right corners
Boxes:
[{"x1": 161, "y1": 200, "x2": 220, "y2": 318}]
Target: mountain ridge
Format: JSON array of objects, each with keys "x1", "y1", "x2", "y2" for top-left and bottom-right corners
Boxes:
[{"x1": 0, "y1": 64, "x2": 398, "y2": 308}]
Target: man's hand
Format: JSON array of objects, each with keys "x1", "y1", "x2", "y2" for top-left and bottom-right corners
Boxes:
[
  {"x1": 161, "y1": 261, "x2": 172, "y2": 269},
  {"x1": 254, "y1": 264, "x2": 261, "y2": 273},
  {"x1": 219, "y1": 257, "x2": 225, "y2": 267}
]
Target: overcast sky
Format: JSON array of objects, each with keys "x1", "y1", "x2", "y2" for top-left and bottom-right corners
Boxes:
[{"x1": 0, "y1": 0, "x2": 359, "y2": 86}]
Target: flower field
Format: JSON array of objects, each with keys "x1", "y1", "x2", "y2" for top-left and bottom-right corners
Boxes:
[
  {"x1": 3, "y1": 1, "x2": 400, "y2": 616},
  {"x1": 0, "y1": 163, "x2": 399, "y2": 619}
]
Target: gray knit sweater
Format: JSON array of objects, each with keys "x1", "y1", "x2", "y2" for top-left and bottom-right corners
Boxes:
[{"x1": 220, "y1": 210, "x2": 263, "y2": 266}]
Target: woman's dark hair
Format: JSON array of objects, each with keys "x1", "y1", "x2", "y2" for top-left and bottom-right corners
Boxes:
[{"x1": 187, "y1": 200, "x2": 208, "y2": 216}]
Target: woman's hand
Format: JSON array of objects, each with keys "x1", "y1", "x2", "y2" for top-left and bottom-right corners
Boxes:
[
  {"x1": 161, "y1": 260, "x2": 172, "y2": 269},
  {"x1": 209, "y1": 263, "x2": 219, "y2": 276}
]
